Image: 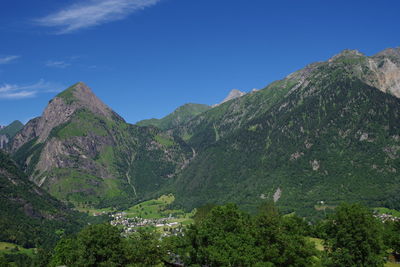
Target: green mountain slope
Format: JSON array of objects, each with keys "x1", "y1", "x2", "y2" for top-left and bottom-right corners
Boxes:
[
  {"x1": 0, "y1": 120, "x2": 23, "y2": 138},
  {"x1": 0, "y1": 150, "x2": 84, "y2": 248},
  {"x1": 9, "y1": 48, "x2": 400, "y2": 217},
  {"x1": 11, "y1": 82, "x2": 192, "y2": 208},
  {"x1": 137, "y1": 103, "x2": 211, "y2": 130},
  {"x1": 170, "y1": 49, "x2": 400, "y2": 215}
]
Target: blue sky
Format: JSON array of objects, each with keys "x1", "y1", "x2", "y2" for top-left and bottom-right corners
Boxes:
[{"x1": 1, "y1": 0, "x2": 400, "y2": 125}]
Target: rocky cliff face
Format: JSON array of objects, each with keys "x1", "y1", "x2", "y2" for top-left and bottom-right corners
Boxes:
[
  {"x1": 368, "y1": 48, "x2": 400, "y2": 97},
  {"x1": 216, "y1": 89, "x2": 246, "y2": 106}
]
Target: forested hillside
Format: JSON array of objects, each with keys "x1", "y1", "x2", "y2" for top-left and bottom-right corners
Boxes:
[{"x1": 0, "y1": 151, "x2": 85, "y2": 249}]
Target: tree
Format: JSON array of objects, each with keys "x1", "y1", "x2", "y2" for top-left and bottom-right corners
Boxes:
[
  {"x1": 193, "y1": 203, "x2": 216, "y2": 224},
  {"x1": 325, "y1": 203, "x2": 386, "y2": 267},
  {"x1": 50, "y1": 223, "x2": 127, "y2": 267},
  {"x1": 186, "y1": 204, "x2": 260, "y2": 266},
  {"x1": 125, "y1": 229, "x2": 164, "y2": 266},
  {"x1": 185, "y1": 203, "x2": 317, "y2": 266},
  {"x1": 391, "y1": 220, "x2": 400, "y2": 255},
  {"x1": 254, "y1": 201, "x2": 318, "y2": 266}
]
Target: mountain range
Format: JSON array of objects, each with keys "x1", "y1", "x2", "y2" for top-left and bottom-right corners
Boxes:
[{"x1": 6, "y1": 47, "x2": 400, "y2": 216}]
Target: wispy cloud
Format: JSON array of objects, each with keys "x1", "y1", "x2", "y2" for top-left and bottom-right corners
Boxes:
[
  {"x1": 46, "y1": 60, "x2": 71, "y2": 68},
  {"x1": 0, "y1": 80, "x2": 64, "y2": 99},
  {"x1": 36, "y1": 0, "x2": 161, "y2": 34},
  {"x1": 0, "y1": 55, "x2": 20, "y2": 64}
]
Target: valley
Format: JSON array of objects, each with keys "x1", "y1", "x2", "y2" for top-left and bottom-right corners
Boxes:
[{"x1": 1, "y1": 47, "x2": 400, "y2": 266}]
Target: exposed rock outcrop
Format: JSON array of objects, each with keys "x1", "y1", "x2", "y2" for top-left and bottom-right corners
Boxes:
[
  {"x1": 213, "y1": 89, "x2": 247, "y2": 107},
  {"x1": 11, "y1": 82, "x2": 123, "y2": 151}
]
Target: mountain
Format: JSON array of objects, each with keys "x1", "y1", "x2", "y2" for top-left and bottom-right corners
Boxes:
[
  {"x1": 219, "y1": 89, "x2": 247, "y2": 104},
  {"x1": 11, "y1": 82, "x2": 192, "y2": 208},
  {"x1": 0, "y1": 150, "x2": 84, "y2": 248},
  {"x1": 169, "y1": 48, "x2": 400, "y2": 215},
  {"x1": 0, "y1": 120, "x2": 23, "y2": 149},
  {"x1": 9, "y1": 48, "x2": 400, "y2": 217},
  {"x1": 137, "y1": 103, "x2": 211, "y2": 130}
]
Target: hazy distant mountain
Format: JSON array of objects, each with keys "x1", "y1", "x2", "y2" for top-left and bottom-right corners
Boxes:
[{"x1": 137, "y1": 103, "x2": 211, "y2": 130}]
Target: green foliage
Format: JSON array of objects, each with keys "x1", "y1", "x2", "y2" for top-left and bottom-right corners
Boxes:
[
  {"x1": 123, "y1": 194, "x2": 187, "y2": 219},
  {"x1": 384, "y1": 220, "x2": 400, "y2": 255},
  {"x1": 50, "y1": 224, "x2": 127, "y2": 267},
  {"x1": 193, "y1": 203, "x2": 216, "y2": 223},
  {"x1": 50, "y1": 224, "x2": 167, "y2": 267},
  {"x1": 172, "y1": 60, "x2": 400, "y2": 218},
  {"x1": 0, "y1": 151, "x2": 88, "y2": 249},
  {"x1": 325, "y1": 203, "x2": 386, "y2": 267},
  {"x1": 12, "y1": 137, "x2": 44, "y2": 176},
  {"x1": 184, "y1": 203, "x2": 318, "y2": 266},
  {"x1": 125, "y1": 230, "x2": 165, "y2": 266},
  {"x1": 154, "y1": 134, "x2": 175, "y2": 147},
  {"x1": 50, "y1": 109, "x2": 108, "y2": 139},
  {"x1": 56, "y1": 83, "x2": 78, "y2": 104}
]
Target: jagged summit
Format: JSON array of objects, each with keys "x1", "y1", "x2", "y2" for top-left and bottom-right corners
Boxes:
[
  {"x1": 56, "y1": 82, "x2": 119, "y2": 120},
  {"x1": 214, "y1": 89, "x2": 247, "y2": 106}
]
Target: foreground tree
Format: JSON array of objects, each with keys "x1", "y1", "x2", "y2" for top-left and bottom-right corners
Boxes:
[
  {"x1": 255, "y1": 201, "x2": 318, "y2": 266},
  {"x1": 325, "y1": 203, "x2": 386, "y2": 267},
  {"x1": 50, "y1": 223, "x2": 127, "y2": 267},
  {"x1": 185, "y1": 203, "x2": 317, "y2": 266},
  {"x1": 125, "y1": 229, "x2": 164, "y2": 266}
]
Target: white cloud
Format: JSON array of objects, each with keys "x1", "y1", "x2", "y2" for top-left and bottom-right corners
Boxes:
[
  {"x1": 0, "y1": 55, "x2": 20, "y2": 64},
  {"x1": 36, "y1": 0, "x2": 161, "y2": 34},
  {"x1": 0, "y1": 80, "x2": 65, "y2": 99},
  {"x1": 46, "y1": 60, "x2": 71, "y2": 68}
]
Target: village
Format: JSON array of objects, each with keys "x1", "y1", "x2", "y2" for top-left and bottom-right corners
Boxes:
[
  {"x1": 109, "y1": 212, "x2": 184, "y2": 236},
  {"x1": 374, "y1": 213, "x2": 400, "y2": 223}
]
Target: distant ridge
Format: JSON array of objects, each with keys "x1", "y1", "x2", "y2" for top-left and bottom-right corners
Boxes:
[{"x1": 137, "y1": 103, "x2": 211, "y2": 130}]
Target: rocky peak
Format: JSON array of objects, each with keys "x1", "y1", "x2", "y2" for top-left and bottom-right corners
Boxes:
[
  {"x1": 12, "y1": 82, "x2": 123, "y2": 151},
  {"x1": 56, "y1": 82, "x2": 117, "y2": 120},
  {"x1": 220, "y1": 89, "x2": 246, "y2": 104}
]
